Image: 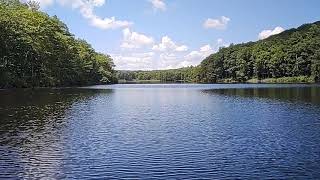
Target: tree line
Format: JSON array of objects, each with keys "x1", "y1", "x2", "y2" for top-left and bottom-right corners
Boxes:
[
  {"x1": 117, "y1": 67, "x2": 201, "y2": 83},
  {"x1": 199, "y1": 21, "x2": 320, "y2": 83},
  {"x1": 0, "y1": 0, "x2": 117, "y2": 88}
]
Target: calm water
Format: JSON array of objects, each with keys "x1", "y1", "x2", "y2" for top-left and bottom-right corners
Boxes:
[{"x1": 1, "y1": 84, "x2": 320, "y2": 179}]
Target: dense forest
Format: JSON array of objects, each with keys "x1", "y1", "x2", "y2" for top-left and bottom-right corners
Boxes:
[
  {"x1": 118, "y1": 21, "x2": 320, "y2": 83},
  {"x1": 117, "y1": 67, "x2": 201, "y2": 83},
  {"x1": 199, "y1": 21, "x2": 320, "y2": 83},
  {"x1": 0, "y1": 0, "x2": 117, "y2": 88}
]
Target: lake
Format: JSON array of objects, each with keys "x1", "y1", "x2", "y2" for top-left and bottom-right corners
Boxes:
[{"x1": 1, "y1": 84, "x2": 320, "y2": 179}]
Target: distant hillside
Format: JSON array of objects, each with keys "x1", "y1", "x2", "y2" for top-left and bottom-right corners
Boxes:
[
  {"x1": 116, "y1": 67, "x2": 201, "y2": 83},
  {"x1": 199, "y1": 21, "x2": 320, "y2": 83}
]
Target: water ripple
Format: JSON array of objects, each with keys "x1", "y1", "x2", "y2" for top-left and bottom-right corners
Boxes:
[{"x1": 0, "y1": 85, "x2": 320, "y2": 179}]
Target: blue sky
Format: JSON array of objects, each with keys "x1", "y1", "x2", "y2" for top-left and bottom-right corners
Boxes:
[{"x1": 35, "y1": 0, "x2": 320, "y2": 70}]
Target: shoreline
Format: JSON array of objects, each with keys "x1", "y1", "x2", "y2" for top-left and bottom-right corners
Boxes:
[
  {"x1": 1, "y1": 78, "x2": 319, "y2": 90},
  {"x1": 1, "y1": 83, "x2": 318, "y2": 90},
  {"x1": 118, "y1": 76, "x2": 317, "y2": 85}
]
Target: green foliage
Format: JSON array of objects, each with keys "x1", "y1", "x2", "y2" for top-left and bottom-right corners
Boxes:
[
  {"x1": 248, "y1": 76, "x2": 314, "y2": 83},
  {"x1": 0, "y1": 1, "x2": 116, "y2": 88},
  {"x1": 200, "y1": 21, "x2": 320, "y2": 83},
  {"x1": 117, "y1": 66, "x2": 202, "y2": 83}
]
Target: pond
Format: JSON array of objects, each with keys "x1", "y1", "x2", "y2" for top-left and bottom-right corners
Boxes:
[{"x1": 1, "y1": 84, "x2": 320, "y2": 179}]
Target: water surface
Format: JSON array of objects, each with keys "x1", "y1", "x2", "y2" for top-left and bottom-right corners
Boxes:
[{"x1": 1, "y1": 84, "x2": 320, "y2": 179}]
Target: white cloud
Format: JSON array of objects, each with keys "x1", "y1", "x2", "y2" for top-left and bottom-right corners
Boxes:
[
  {"x1": 181, "y1": 39, "x2": 229, "y2": 68},
  {"x1": 175, "y1": 45, "x2": 188, "y2": 52},
  {"x1": 149, "y1": 0, "x2": 166, "y2": 11},
  {"x1": 39, "y1": 0, "x2": 54, "y2": 8},
  {"x1": 112, "y1": 52, "x2": 155, "y2": 70},
  {"x1": 90, "y1": 17, "x2": 132, "y2": 30},
  {"x1": 152, "y1": 36, "x2": 188, "y2": 52},
  {"x1": 200, "y1": 44, "x2": 212, "y2": 53},
  {"x1": 157, "y1": 53, "x2": 183, "y2": 69},
  {"x1": 177, "y1": 61, "x2": 194, "y2": 68},
  {"x1": 216, "y1": 38, "x2": 230, "y2": 48},
  {"x1": 57, "y1": 0, "x2": 105, "y2": 8},
  {"x1": 121, "y1": 28, "x2": 154, "y2": 49},
  {"x1": 217, "y1": 38, "x2": 223, "y2": 44},
  {"x1": 115, "y1": 27, "x2": 206, "y2": 70},
  {"x1": 203, "y1": 16, "x2": 230, "y2": 30},
  {"x1": 57, "y1": 0, "x2": 132, "y2": 30},
  {"x1": 156, "y1": 44, "x2": 215, "y2": 69},
  {"x1": 112, "y1": 38, "x2": 229, "y2": 70},
  {"x1": 90, "y1": 0, "x2": 105, "y2": 7},
  {"x1": 258, "y1": 26, "x2": 284, "y2": 40},
  {"x1": 185, "y1": 44, "x2": 214, "y2": 62},
  {"x1": 113, "y1": 50, "x2": 192, "y2": 70}
]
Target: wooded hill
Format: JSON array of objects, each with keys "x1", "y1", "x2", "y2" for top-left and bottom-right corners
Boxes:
[
  {"x1": 199, "y1": 21, "x2": 320, "y2": 83},
  {"x1": 0, "y1": 0, "x2": 117, "y2": 88}
]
